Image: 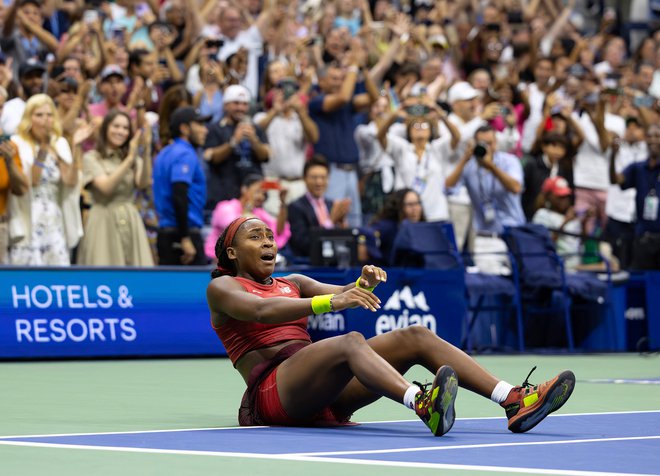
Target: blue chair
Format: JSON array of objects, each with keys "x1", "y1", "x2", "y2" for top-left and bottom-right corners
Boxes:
[
  {"x1": 502, "y1": 224, "x2": 610, "y2": 351},
  {"x1": 390, "y1": 221, "x2": 525, "y2": 352}
]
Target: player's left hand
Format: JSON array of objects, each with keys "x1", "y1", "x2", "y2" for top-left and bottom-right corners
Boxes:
[{"x1": 358, "y1": 265, "x2": 387, "y2": 289}]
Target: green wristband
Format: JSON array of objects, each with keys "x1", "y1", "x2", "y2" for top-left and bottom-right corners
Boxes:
[
  {"x1": 356, "y1": 277, "x2": 375, "y2": 292},
  {"x1": 311, "y1": 294, "x2": 334, "y2": 314}
]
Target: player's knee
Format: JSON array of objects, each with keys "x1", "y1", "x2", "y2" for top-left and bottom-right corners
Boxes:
[
  {"x1": 341, "y1": 331, "x2": 368, "y2": 350},
  {"x1": 397, "y1": 325, "x2": 441, "y2": 346}
]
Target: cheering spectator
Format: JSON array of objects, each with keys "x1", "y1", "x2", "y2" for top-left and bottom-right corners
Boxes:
[
  {"x1": 1, "y1": 0, "x2": 58, "y2": 73},
  {"x1": 377, "y1": 103, "x2": 455, "y2": 222},
  {"x1": 203, "y1": 85, "x2": 270, "y2": 211},
  {"x1": 604, "y1": 117, "x2": 649, "y2": 269},
  {"x1": 308, "y1": 44, "x2": 380, "y2": 227},
  {"x1": 8, "y1": 94, "x2": 82, "y2": 265},
  {"x1": 0, "y1": 59, "x2": 46, "y2": 135},
  {"x1": 609, "y1": 123, "x2": 660, "y2": 270},
  {"x1": 76, "y1": 110, "x2": 154, "y2": 266},
  {"x1": 254, "y1": 76, "x2": 318, "y2": 215},
  {"x1": 522, "y1": 132, "x2": 575, "y2": 221}
]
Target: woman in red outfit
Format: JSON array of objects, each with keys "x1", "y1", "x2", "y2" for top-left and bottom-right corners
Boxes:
[{"x1": 207, "y1": 216, "x2": 576, "y2": 435}]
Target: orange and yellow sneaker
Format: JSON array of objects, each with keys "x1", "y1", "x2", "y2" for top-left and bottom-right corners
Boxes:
[
  {"x1": 415, "y1": 365, "x2": 459, "y2": 436},
  {"x1": 501, "y1": 366, "x2": 576, "y2": 433}
]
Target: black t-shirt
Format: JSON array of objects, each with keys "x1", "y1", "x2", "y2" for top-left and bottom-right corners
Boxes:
[{"x1": 203, "y1": 120, "x2": 268, "y2": 211}]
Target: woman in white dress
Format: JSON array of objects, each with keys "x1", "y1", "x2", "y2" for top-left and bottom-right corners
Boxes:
[{"x1": 9, "y1": 94, "x2": 82, "y2": 266}]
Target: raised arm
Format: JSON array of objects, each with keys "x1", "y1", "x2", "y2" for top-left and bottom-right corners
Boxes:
[{"x1": 609, "y1": 140, "x2": 625, "y2": 185}]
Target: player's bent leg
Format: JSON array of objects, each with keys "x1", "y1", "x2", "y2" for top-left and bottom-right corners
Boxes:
[
  {"x1": 335, "y1": 326, "x2": 499, "y2": 413},
  {"x1": 276, "y1": 332, "x2": 411, "y2": 420}
]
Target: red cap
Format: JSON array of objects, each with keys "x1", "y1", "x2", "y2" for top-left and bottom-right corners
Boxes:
[{"x1": 542, "y1": 176, "x2": 572, "y2": 197}]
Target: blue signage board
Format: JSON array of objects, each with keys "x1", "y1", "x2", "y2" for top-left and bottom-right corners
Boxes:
[
  {"x1": 303, "y1": 267, "x2": 467, "y2": 345},
  {"x1": 0, "y1": 267, "x2": 467, "y2": 360},
  {"x1": 0, "y1": 267, "x2": 223, "y2": 358}
]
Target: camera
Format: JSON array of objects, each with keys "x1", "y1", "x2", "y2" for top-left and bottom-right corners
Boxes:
[
  {"x1": 276, "y1": 78, "x2": 299, "y2": 100},
  {"x1": 205, "y1": 39, "x2": 224, "y2": 49},
  {"x1": 474, "y1": 142, "x2": 488, "y2": 159}
]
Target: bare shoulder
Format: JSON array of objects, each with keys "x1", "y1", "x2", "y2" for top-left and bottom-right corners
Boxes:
[
  {"x1": 207, "y1": 276, "x2": 244, "y2": 308},
  {"x1": 281, "y1": 273, "x2": 316, "y2": 291}
]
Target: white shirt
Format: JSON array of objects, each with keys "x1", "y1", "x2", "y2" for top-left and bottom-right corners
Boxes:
[
  {"x1": 386, "y1": 134, "x2": 451, "y2": 221},
  {"x1": 253, "y1": 111, "x2": 306, "y2": 179},
  {"x1": 572, "y1": 111, "x2": 626, "y2": 190},
  {"x1": 521, "y1": 83, "x2": 546, "y2": 153},
  {"x1": 354, "y1": 121, "x2": 395, "y2": 193},
  {"x1": 605, "y1": 140, "x2": 649, "y2": 222},
  {"x1": 0, "y1": 98, "x2": 26, "y2": 136}
]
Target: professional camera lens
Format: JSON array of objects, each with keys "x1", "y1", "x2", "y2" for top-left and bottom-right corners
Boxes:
[{"x1": 474, "y1": 142, "x2": 488, "y2": 158}]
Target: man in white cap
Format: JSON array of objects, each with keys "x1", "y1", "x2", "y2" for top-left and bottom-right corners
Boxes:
[
  {"x1": 203, "y1": 84, "x2": 270, "y2": 213},
  {"x1": 445, "y1": 81, "x2": 501, "y2": 251}
]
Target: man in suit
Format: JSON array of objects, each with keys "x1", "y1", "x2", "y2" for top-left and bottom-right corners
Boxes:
[{"x1": 287, "y1": 155, "x2": 350, "y2": 258}]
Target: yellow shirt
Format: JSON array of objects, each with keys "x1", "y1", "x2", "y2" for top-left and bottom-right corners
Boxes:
[{"x1": 0, "y1": 153, "x2": 23, "y2": 216}]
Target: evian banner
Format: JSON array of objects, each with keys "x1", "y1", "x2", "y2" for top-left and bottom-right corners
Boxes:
[{"x1": 306, "y1": 268, "x2": 466, "y2": 345}]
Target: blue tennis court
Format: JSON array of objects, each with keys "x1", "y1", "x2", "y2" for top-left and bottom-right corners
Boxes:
[{"x1": 2, "y1": 411, "x2": 659, "y2": 475}]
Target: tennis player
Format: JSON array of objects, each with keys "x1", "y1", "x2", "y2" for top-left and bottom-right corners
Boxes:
[{"x1": 207, "y1": 216, "x2": 575, "y2": 435}]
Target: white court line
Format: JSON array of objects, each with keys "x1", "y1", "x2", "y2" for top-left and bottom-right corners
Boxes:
[
  {"x1": 290, "y1": 435, "x2": 660, "y2": 457},
  {"x1": 1, "y1": 409, "x2": 658, "y2": 441},
  {"x1": 0, "y1": 439, "x2": 657, "y2": 476}
]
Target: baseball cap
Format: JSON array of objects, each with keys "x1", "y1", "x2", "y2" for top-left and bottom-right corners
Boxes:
[
  {"x1": 447, "y1": 81, "x2": 480, "y2": 104},
  {"x1": 542, "y1": 177, "x2": 572, "y2": 197},
  {"x1": 18, "y1": 59, "x2": 46, "y2": 78},
  {"x1": 100, "y1": 64, "x2": 125, "y2": 82},
  {"x1": 169, "y1": 107, "x2": 212, "y2": 131},
  {"x1": 223, "y1": 84, "x2": 251, "y2": 105}
]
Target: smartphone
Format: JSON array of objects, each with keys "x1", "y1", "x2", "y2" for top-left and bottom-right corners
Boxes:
[
  {"x1": 633, "y1": 95, "x2": 656, "y2": 108},
  {"x1": 83, "y1": 9, "x2": 99, "y2": 25},
  {"x1": 405, "y1": 104, "x2": 431, "y2": 116},
  {"x1": 0, "y1": 134, "x2": 11, "y2": 143},
  {"x1": 112, "y1": 26, "x2": 125, "y2": 47},
  {"x1": 261, "y1": 179, "x2": 281, "y2": 190}
]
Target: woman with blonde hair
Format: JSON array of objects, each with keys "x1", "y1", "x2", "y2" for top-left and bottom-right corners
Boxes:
[
  {"x1": 76, "y1": 109, "x2": 154, "y2": 266},
  {"x1": 9, "y1": 94, "x2": 82, "y2": 265}
]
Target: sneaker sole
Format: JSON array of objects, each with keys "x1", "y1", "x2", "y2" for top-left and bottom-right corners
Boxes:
[
  {"x1": 432, "y1": 365, "x2": 459, "y2": 436},
  {"x1": 509, "y1": 370, "x2": 576, "y2": 433}
]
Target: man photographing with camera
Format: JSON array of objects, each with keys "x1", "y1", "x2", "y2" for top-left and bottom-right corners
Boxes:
[{"x1": 445, "y1": 125, "x2": 525, "y2": 274}]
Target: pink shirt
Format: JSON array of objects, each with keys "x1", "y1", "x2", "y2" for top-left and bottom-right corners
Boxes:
[{"x1": 204, "y1": 199, "x2": 291, "y2": 259}]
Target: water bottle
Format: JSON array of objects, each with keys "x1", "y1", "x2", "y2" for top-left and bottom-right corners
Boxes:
[{"x1": 237, "y1": 138, "x2": 252, "y2": 169}]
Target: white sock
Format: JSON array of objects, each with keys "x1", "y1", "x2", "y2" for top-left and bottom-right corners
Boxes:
[
  {"x1": 403, "y1": 384, "x2": 422, "y2": 410},
  {"x1": 490, "y1": 380, "x2": 515, "y2": 404}
]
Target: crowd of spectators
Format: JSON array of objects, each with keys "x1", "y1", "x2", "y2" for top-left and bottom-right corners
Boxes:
[{"x1": 0, "y1": 0, "x2": 658, "y2": 271}]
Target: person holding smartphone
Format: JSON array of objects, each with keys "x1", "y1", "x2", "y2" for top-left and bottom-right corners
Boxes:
[
  {"x1": 254, "y1": 76, "x2": 319, "y2": 216},
  {"x1": 204, "y1": 173, "x2": 291, "y2": 261}
]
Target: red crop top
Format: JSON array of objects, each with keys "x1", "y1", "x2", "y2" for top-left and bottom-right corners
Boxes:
[{"x1": 212, "y1": 276, "x2": 312, "y2": 365}]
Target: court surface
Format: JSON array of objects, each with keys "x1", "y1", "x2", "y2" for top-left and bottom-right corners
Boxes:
[{"x1": 2, "y1": 354, "x2": 659, "y2": 476}]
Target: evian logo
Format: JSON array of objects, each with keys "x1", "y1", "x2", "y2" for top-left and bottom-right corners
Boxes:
[{"x1": 376, "y1": 286, "x2": 436, "y2": 335}]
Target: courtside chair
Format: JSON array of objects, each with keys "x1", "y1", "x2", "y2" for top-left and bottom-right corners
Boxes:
[
  {"x1": 390, "y1": 221, "x2": 525, "y2": 352},
  {"x1": 502, "y1": 224, "x2": 611, "y2": 352}
]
